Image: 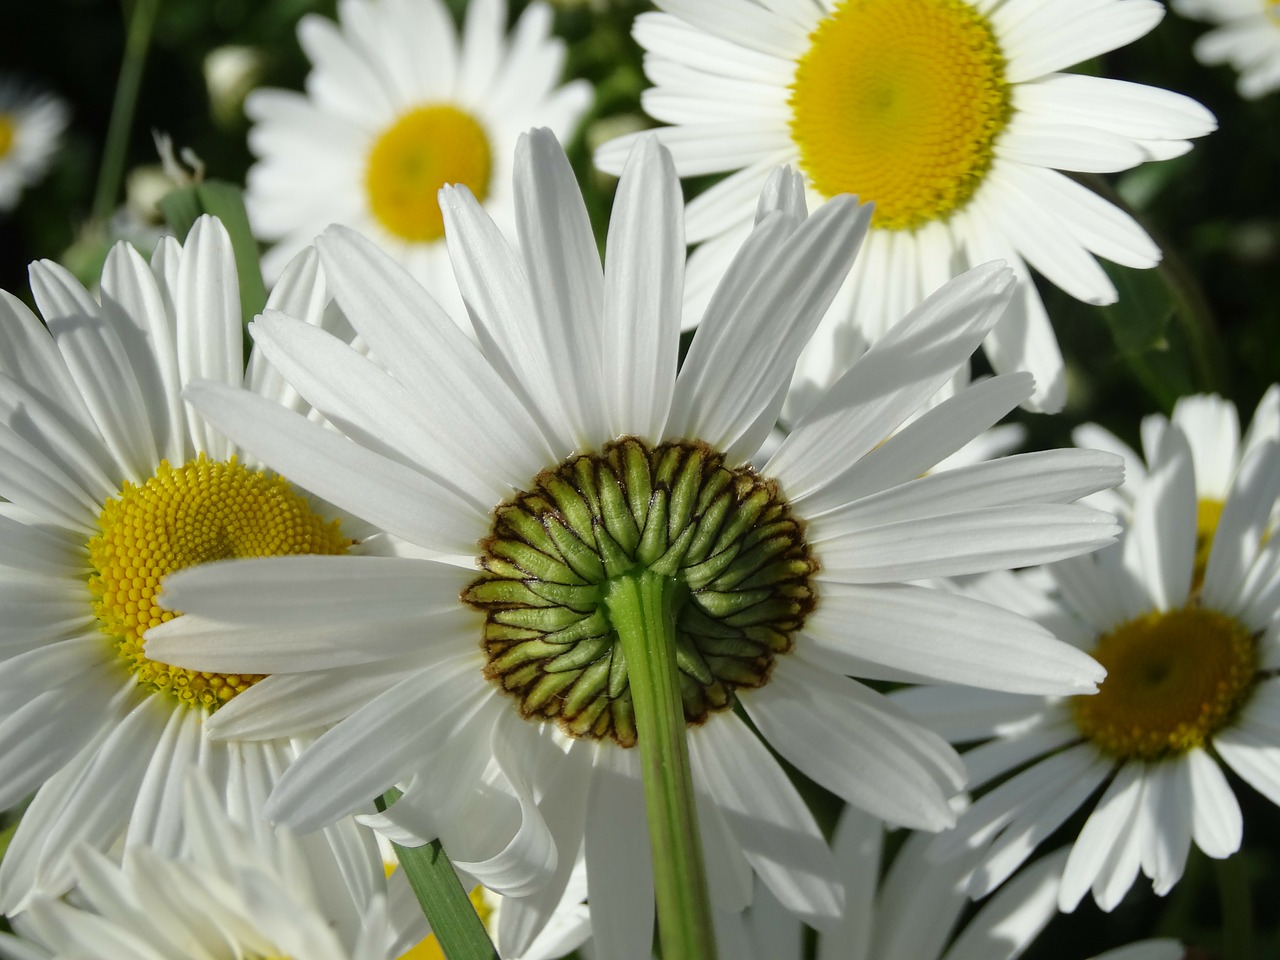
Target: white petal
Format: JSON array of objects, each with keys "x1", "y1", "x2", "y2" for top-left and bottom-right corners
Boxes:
[
  {"x1": 768, "y1": 263, "x2": 1016, "y2": 502},
  {"x1": 744, "y1": 655, "x2": 963, "y2": 830},
  {"x1": 803, "y1": 581, "x2": 1102, "y2": 694},
  {"x1": 1059, "y1": 762, "x2": 1144, "y2": 912},
  {"x1": 691, "y1": 712, "x2": 841, "y2": 923},
  {"x1": 175, "y1": 217, "x2": 243, "y2": 461},
  {"x1": 812, "y1": 503, "x2": 1120, "y2": 583},
  {"x1": 601, "y1": 136, "x2": 682, "y2": 440},
  {"x1": 183, "y1": 380, "x2": 485, "y2": 557},
  {"x1": 583, "y1": 747, "x2": 655, "y2": 960},
  {"x1": 513, "y1": 129, "x2": 608, "y2": 449}
]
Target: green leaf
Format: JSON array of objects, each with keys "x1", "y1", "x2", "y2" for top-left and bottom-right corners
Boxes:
[{"x1": 158, "y1": 179, "x2": 267, "y2": 330}]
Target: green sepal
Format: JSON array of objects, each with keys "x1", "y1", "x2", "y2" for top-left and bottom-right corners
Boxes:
[
  {"x1": 546, "y1": 518, "x2": 607, "y2": 582},
  {"x1": 545, "y1": 633, "x2": 614, "y2": 672},
  {"x1": 636, "y1": 490, "x2": 670, "y2": 566},
  {"x1": 491, "y1": 539, "x2": 586, "y2": 585}
]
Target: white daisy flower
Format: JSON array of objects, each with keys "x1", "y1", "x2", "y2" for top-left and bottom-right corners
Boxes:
[
  {"x1": 0, "y1": 215, "x2": 394, "y2": 913},
  {"x1": 717, "y1": 805, "x2": 1183, "y2": 960},
  {"x1": 151, "y1": 130, "x2": 1120, "y2": 959},
  {"x1": 0, "y1": 79, "x2": 69, "y2": 213},
  {"x1": 902, "y1": 392, "x2": 1280, "y2": 910},
  {"x1": 0, "y1": 772, "x2": 425, "y2": 960},
  {"x1": 594, "y1": 0, "x2": 1216, "y2": 414},
  {"x1": 245, "y1": 0, "x2": 591, "y2": 321},
  {"x1": 1174, "y1": 0, "x2": 1280, "y2": 98}
]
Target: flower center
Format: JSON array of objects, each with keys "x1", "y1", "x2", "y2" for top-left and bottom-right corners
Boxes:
[
  {"x1": 463, "y1": 438, "x2": 818, "y2": 747},
  {"x1": 788, "y1": 0, "x2": 1011, "y2": 231},
  {"x1": 1071, "y1": 607, "x2": 1258, "y2": 761},
  {"x1": 88, "y1": 455, "x2": 350, "y2": 709},
  {"x1": 0, "y1": 114, "x2": 14, "y2": 159},
  {"x1": 365, "y1": 104, "x2": 492, "y2": 243}
]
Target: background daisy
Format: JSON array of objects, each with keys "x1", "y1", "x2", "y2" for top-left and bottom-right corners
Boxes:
[
  {"x1": 0, "y1": 217, "x2": 391, "y2": 913},
  {"x1": 1174, "y1": 0, "x2": 1280, "y2": 99},
  {"x1": 152, "y1": 131, "x2": 1120, "y2": 959},
  {"x1": 244, "y1": 0, "x2": 591, "y2": 320},
  {"x1": 0, "y1": 78, "x2": 68, "y2": 213},
  {"x1": 903, "y1": 395, "x2": 1280, "y2": 910},
  {"x1": 0, "y1": 772, "x2": 424, "y2": 960},
  {"x1": 717, "y1": 805, "x2": 1183, "y2": 960},
  {"x1": 595, "y1": 0, "x2": 1216, "y2": 413}
]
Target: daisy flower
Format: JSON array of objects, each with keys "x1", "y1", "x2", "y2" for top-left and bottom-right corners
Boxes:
[
  {"x1": 594, "y1": 0, "x2": 1216, "y2": 413},
  {"x1": 903, "y1": 392, "x2": 1280, "y2": 910},
  {"x1": 1174, "y1": 0, "x2": 1280, "y2": 98},
  {"x1": 244, "y1": 0, "x2": 591, "y2": 320},
  {"x1": 0, "y1": 78, "x2": 68, "y2": 213},
  {"x1": 0, "y1": 772, "x2": 425, "y2": 960},
  {"x1": 151, "y1": 130, "x2": 1120, "y2": 959},
  {"x1": 717, "y1": 805, "x2": 1183, "y2": 960},
  {"x1": 0, "y1": 216, "x2": 394, "y2": 913}
]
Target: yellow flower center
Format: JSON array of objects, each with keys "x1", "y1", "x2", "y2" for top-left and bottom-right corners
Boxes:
[
  {"x1": 365, "y1": 104, "x2": 492, "y2": 243},
  {"x1": 0, "y1": 114, "x2": 15, "y2": 159},
  {"x1": 88, "y1": 455, "x2": 350, "y2": 709},
  {"x1": 1071, "y1": 607, "x2": 1258, "y2": 761},
  {"x1": 788, "y1": 0, "x2": 1011, "y2": 231}
]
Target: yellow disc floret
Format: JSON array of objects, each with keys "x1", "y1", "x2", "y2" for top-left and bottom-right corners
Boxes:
[
  {"x1": 788, "y1": 0, "x2": 1011, "y2": 231},
  {"x1": 1072, "y1": 607, "x2": 1258, "y2": 761},
  {"x1": 365, "y1": 104, "x2": 492, "y2": 243},
  {"x1": 88, "y1": 454, "x2": 350, "y2": 709},
  {"x1": 0, "y1": 114, "x2": 14, "y2": 160}
]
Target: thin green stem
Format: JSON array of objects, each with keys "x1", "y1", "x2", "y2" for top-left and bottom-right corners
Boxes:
[
  {"x1": 605, "y1": 570, "x2": 717, "y2": 960},
  {"x1": 1216, "y1": 851, "x2": 1253, "y2": 960},
  {"x1": 376, "y1": 790, "x2": 499, "y2": 960},
  {"x1": 92, "y1": 0, "x2": 162, "y2": 225},
  {"x1": 1083, "y1": 172, "x2": 1227, "y2": 395}
]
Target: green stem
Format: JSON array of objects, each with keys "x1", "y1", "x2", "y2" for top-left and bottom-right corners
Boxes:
[
  {"x1": 605, "y1": 570, "x2": 717, "y2": 960},
  {"x1": 376, "y1": 791, "x2": 500, "y2": 960},
  {"x1": 1216, "y1": 852, "x2": 1253, "y2": 960},
  {"x1": 92, "y1": 0, "x2": 162, "y2": 225},
  {"x1": 1083, "y1": 172, "x2": 1227, "y2": 395}
]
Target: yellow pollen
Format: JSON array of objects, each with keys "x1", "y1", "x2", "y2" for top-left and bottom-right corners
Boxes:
[
  {"x1": 88, "y1": 454, "x2": 350, "y2": 709},
  {"x1": 1071, "y1": 607, "x2": 1258, "y2": 761},
  {"x1": 0, "y1": 114, "x2": 15, "y2": 160},
  {"x1": 365, "y1": 104, "x2": 492, "y2": 243},
  {"x1": 788, "y1": 0, "x2": 1011, "y2": 231}
]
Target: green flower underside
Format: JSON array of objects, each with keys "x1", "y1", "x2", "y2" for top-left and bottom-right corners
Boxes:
[{"x1": 464, "y1": 437, "x2": 818, "y2": 746}]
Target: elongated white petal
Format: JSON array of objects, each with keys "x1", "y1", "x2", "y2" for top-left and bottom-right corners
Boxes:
[
  {"x1": 804, "y1": 581, "x2": 1102, "y2": 694},
  {"x1": 601, "y1": 136, "x2": 682, "y2": 440}
]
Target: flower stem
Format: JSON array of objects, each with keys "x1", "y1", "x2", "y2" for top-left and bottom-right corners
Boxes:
[
  {"x1": 605, "y1": 569, "x2": 718, "y2": 960},
  {"x1": 376, "y1": 790, "x2": 499, "y2": 960},
  {"x1": 1216, "y1": 851, "x2": 1254, "y2": 960},
  {"x1": 93, "y1": 0, "x2": 162, "y2": 226}
]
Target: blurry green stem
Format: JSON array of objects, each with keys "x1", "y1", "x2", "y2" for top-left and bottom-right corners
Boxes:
[
  {"x1": 606, "y1": 570, "x2": 717, "y2": 960},
  {"x1": 375, "y1": 790, "x2": 499, "y2": 960},
  {"x1": 1084, "y1": 172, "x2": 1226, "y2": 395},
  {"x1": 1217, "y1": 852, "x2": 1253, "y2": 960},
  {"x1": 92, "y1": 0, "x2": 162, "y2": 225}
]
